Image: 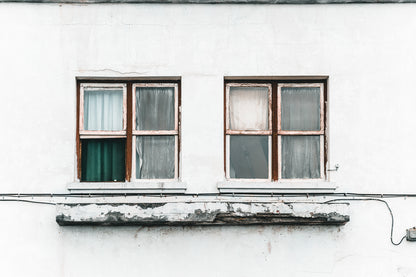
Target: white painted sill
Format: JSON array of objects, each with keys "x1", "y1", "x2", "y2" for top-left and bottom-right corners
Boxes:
[
  {"x1": 217, "y1": 180, "x2": 337, "y2": 194},
  {"x1": 67, "y1": 181, "x2": 187, "y2": 194}
]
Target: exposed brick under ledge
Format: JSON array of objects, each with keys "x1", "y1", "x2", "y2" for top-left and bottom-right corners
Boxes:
[{"x1": 56, "y1": 201, "x2": 349, "y2": 226}]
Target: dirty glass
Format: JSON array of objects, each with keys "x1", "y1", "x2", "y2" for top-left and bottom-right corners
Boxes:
[
  {"x1": 229, "y1": 135, "x2": 269, "y2": 179},
  {"x1": 136, "y1": 87, "x2": 175, "y2": 131},
  {"x1": 281, "y1": 87, "x2": 320, "y2": 131},
  {"x1": 229, "y1": 86, "x2": 269, "y2": 130},
  {"x1": 136, "y1": 136, "x2": 175, "y2": 179},
  {"x1": 84, "y1": 89, "x2": 124, "y2": 131},
  {"x1": 281, "y1": 136, "x2": 320, "y2": 179},
  {"x1": 81, "y1": 139, "x2": 125, "y2": 182}
]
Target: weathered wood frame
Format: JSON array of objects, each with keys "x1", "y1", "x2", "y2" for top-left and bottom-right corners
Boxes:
[
  {"x1": 225, "y1": 83, "x2": 272, "y2": 181},
  {"x1": 131, "y1": 83, "x2": 179, "y2": 181},
  {"x1": 79, "y1": 83, "x2": 127, "y2": 138},
  {"x1": 224, "y1": 79, "x2": 327, "y2": 181},
  {"x1": 277, "y1": 83, "x2": 324, "y2": 135},
  {"x1": 76, "y1": 79, "x2": 181, "y2": 183},
  {"x1": 277, "y1": 83, "x2": 325, "y2": 180}
]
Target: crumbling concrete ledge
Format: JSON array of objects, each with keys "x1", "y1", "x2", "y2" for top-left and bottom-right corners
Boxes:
[{"x1": 56, "y1": 201, "x2": 349, "y2": 226}]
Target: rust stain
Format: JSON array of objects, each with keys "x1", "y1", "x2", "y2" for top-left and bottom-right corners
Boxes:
[{"x1": 134, "y1": 226, "x2": 144, "y2": 238}]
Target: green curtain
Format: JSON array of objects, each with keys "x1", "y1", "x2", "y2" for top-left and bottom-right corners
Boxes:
[{"x1": 81, "y1": 139, "x2": 125, "y2": 182}]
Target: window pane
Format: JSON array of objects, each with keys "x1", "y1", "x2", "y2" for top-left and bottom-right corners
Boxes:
[
  {"x1": 136, "y1": 87, "x2": 175, "y2": 131},
  {"x1": 281, "y1": 136, "x2": 320, "y2": 179},
  {"x1": 230, "y1": 135, "x2": 269, "y2": 179},
  {"x1": 81, "y1": 139, "x2": 125, "y2": 182},
  {"x1": 84, "y1": 89, "x2": 124, "y2": 131},
  {"x1": 229, "y1": 86, "x2": 269, "y2": 131},
  {"x1": 281, "y1": 86, "x2": 320, "y2": 131},
  {"x1": 136, "y1": 136, "x2": 175, "y2": 179}
]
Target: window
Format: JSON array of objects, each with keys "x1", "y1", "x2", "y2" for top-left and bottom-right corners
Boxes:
[
  {"x1": 225, "y1": 78, "x2": 326, "y2": 181},
  {"x1": 77, "y1": 79, "x2": 180, "y2": 182}
]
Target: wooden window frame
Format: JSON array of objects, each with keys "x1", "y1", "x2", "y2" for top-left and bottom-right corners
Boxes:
[
  {"x1": 224, "y1": 78, "x2": 327, "y2": 182},
  {"x1": 225, "y1": 83, "x2": 272, "y2": 181},
  {"x1": 79, "y1": 83, "x2": 127, "y2": 138},
  {"x1": 76, "y1": 78, "x2": 181, "y2": 182}
]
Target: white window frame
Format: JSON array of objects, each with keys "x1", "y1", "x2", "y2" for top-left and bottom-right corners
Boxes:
[
  {"x1": 131, "y1": 83, "x2": 179, "y2": 181},
  {"x1": 225, "y1": 83, "x2": 272, "y2": 181},
  {"x1": 277, "y1": 83, "x2": 325, "y2": 181},
  {"x1": 79, "y1": 83, "x2": 127, "y2": 138}
]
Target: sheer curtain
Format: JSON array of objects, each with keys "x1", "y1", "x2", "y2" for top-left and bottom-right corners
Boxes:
[
  {"x1": 281, "y1": 136, "x2": 320, "y2": 179},
  {"x1": 136, "y1": 87, "x2": 175, "y2": 130},
  {"x1": 135, "y1": 86, "x2": 176, "y2": 179},
  {"x1": 136, "y1": 136, "x2": 175, "y2": 179},
  {"x1": 82, "y1": 89, "x2": 125, "y2": 182},
  {"x1": 229, "y1": 87, "x2": 269, "y2": 130},
  {"x1": 84, "y1": 89, "x2": 124, "y2": 131},
  {"x1": 281, "y1": 87, "x2": 320, "y2": 131}
]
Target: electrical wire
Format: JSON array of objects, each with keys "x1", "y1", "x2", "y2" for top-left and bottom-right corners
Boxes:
[
  {"x1": 323, "y1": 198, "x2": 406, "y2": 246},
  {"x1": 0, "y1": 194, "x2": 410, "y2": 246},
  {"x1": 0, "y1": 198, "x2": 56, "y2": 206},
  {"x1": 0, "y1": 192, "x2": 416, "y2": 198}
]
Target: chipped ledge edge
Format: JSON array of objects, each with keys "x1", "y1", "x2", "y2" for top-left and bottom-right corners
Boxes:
[{"x1": 56, "y1": 201, "x2": 349, "y2": 226}]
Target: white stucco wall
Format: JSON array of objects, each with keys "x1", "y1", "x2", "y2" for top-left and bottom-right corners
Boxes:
[{"x1": 1, "y1": 3, "x2": 416, "y2": 277}]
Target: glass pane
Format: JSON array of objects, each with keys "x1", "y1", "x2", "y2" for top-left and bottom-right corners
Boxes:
[
  {"x1": 136, "y1": 136, "x2": 175, "y2": 179},
  {"x1": 281, "y1": 86, "x2": 320, "y2": 131},
  {"x1": 229, "y1": 86, "x2": 269, "y2": 131},
  {"x1": 136, "y1": 87, "x2": 175, "y2": 131},
  {"x1": 281, "y1": 136, "x2": 320, "y2": 179},
  {"x1": 230, "y1": 135, "x2": 269, "y2": 179},
  {"x1": 84, "y1": 89, "x2": 124, "y2": 131},
  {"x1": 81, "y1": 139, "x2": 125, "y2": 182}
]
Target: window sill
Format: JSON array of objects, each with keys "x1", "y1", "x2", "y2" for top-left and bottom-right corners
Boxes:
[
  {"x1": 217, "y1": 180, "x2": 337, "y2": 194},
  {"x1": 67, "y1": 181, "x2": 187, "y2": 194}
]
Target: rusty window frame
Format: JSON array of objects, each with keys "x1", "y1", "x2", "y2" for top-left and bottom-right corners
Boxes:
[
  {"x1": 76, "y1": 79, "x2": 181, "y2": 183},
  {"x1": 224, "y1": 79, "x2": 327, "y2": 181}
]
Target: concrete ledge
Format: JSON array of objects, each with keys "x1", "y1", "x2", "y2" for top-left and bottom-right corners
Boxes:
[
  {"x1": 56, "y1": 201, "x2": 349, "y2": 226},
  {"x1": 0, "y1": 0, "x2": 415, "y2": 3}
]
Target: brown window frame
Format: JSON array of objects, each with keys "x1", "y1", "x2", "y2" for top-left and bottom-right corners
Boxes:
[
  {"x1": 76, "y1": 77, "x2": 181, "y2": 182},
  {"x1": 224, "y1": 77, "x2": 328, "y2": 181}
]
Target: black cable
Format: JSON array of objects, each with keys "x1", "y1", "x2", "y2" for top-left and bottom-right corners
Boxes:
[
  {"x1": 0, "y1": 198, "x2": 56, "y2": 206},
  {"x1": 0, "y1": 195, "x2": 409, "y2": 246},
  {"x1": 1, "y1": 191, "x2": 416, "y2": 198},
  {"x1": 323, "y1": 198, "x2": 406, "y2": 246}
]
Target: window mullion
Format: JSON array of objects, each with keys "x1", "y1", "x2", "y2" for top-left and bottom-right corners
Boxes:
[
  {"x1": 272, "y1": 82, "x2": 278, "y2": 181},
  {"x1": 126, "y1": 82, "x2": 133, "y2": 182}
]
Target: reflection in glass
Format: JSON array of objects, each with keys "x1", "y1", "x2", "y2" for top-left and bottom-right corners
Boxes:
[{"x1": 230, "y1": 135, "x2": 268, "y2": 179}]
